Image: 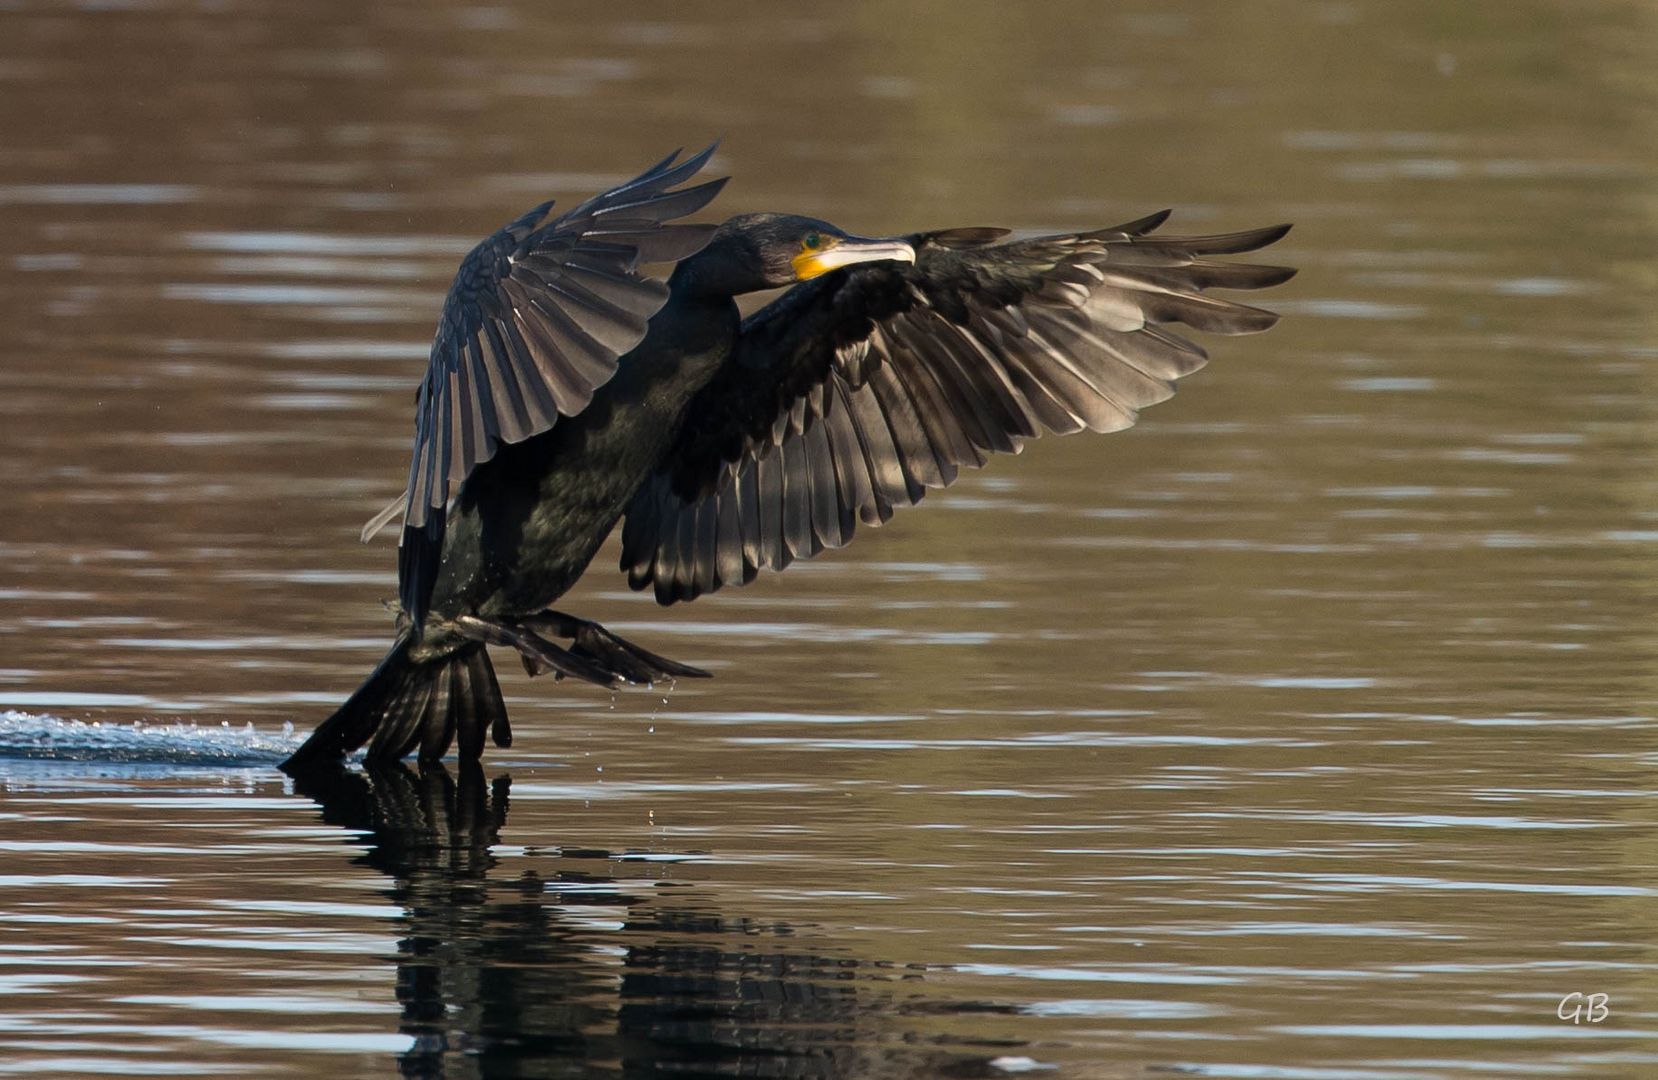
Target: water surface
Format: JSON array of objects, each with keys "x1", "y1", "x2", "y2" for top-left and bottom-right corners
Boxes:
[{"x1": 2, "y1": 1, "x2": 1657, "y2": 1076}]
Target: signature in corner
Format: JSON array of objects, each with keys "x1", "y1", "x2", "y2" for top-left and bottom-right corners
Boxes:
[{"x1": 1557, "y1": 992, "x2": 1610, "y2": 1024}]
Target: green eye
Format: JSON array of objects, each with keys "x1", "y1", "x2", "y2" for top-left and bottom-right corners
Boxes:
[{"x1": 803, "y1": 231, "x2": 821, "y2": 250}]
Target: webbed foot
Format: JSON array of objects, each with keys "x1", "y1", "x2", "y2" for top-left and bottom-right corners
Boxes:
[
  {"x1": 452, "y1": 614, "x2": 619, "y2": 689},
  {"x1": 520, "y1": 610, "x2": 711, "y2": 685}
]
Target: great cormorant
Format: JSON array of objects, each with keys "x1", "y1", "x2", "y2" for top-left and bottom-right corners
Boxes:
[{"x1": 280, "y1": 145, "x2": 1294, "y2": 770}]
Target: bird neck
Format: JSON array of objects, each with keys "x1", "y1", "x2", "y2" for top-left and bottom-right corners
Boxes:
[{"x1": 668, "y1": 225, "x2": 768, "y2": 300}]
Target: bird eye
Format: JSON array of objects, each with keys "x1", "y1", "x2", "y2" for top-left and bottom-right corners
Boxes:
[{"x1": 803, "y1": 231, "x2": 821, "y2": 250}]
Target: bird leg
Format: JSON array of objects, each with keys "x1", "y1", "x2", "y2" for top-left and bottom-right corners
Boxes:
[
  {"x1": 451, "y1": 614, "x2": 619, "y2": 689},
  {"x1": 518, "y1": 610, "x2": 711, "y2": 686}
]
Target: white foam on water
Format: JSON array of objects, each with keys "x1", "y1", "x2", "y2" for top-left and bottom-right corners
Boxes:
[{"x1": 0, "y1": 711, "x2": 300, "y2": 766}]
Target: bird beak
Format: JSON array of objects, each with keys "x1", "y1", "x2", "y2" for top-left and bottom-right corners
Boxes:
[{"x1": 792, "y1": 236, "x2": 916, "y2": 281}]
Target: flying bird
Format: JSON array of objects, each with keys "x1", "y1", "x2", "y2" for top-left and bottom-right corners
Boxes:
[{"x1": 280, "y1": 145, "x2": 1294, "y2": 771}]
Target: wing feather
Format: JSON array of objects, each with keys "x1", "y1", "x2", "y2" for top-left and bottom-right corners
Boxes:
[
  {"x1": 381, "y1": 147, "x2": 725, "y2": 620},
  {"x1": 621, "y1": 212, "x2": 1293, "y2": 603},
  {"x1": 782, "y1": 434, "x2": 815, "y2": 560}
]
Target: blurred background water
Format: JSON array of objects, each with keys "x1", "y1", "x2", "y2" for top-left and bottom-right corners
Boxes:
[{"x1": 1, "y1": 1, "x2": 1657, "y2": 1076}]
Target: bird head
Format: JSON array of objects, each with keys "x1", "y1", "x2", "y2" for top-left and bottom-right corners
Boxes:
[{"x1": 711, "y1": 213, "x2": 916, "y2": 291}]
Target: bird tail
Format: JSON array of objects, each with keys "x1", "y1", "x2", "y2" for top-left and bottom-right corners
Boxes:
[{"x1": 280, "y1": 634, "x2": 509, "y2": 772}]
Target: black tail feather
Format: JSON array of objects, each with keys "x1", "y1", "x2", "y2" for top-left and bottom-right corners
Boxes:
[
  {"x1": 475, "y1": 648, "x2": 512, "y2": 750},
  {"x1": 369, "y1": 670, "x2": 430, "y2": 763},
  {"x1": 281, "y1": 635, "x2": 507, "y2": 773}
]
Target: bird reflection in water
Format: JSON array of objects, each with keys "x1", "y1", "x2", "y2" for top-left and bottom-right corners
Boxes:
[{"x1": 290, "y1": 762, "x2": 1025, "y2": 1078}]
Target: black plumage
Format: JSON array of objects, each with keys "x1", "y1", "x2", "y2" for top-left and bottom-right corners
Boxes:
[{"x1": 282, "y1": 147, "x2": 1294, "y2": 771}]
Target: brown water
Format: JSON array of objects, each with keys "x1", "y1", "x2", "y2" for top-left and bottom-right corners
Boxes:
[{"x1": 2, "y1": 1, "x2": 1657, "y2": 1077}]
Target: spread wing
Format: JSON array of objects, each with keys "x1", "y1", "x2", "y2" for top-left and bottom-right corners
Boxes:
[
  {"x1": 620, "y1": 211, "x2": 1294, "y2": 605},
  {"x1": 394, "y1": 146, "x2": 726, "y2": 621}
]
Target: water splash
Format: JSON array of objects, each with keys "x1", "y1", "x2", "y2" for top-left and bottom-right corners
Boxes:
[
  {"x1": 0, "y1": 711, "x2": 299, "y2": 766},
  {"x1": 645, "y1": 677, "x2": 677, "y2": 727}
]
